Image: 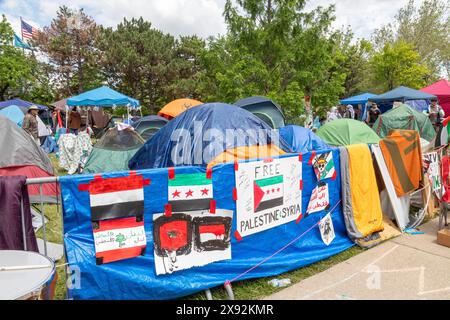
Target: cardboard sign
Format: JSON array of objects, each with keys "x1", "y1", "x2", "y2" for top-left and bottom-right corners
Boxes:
[
  {"x1": 153, "y1": 209, "x2": 232, "y2": 275},
  {"x1": 307, "y1": 183, "x2": 330, "y2": 214},
  {"x1": 319, "y1": 213, "x2": 335, "y2": 246},
  {"x1": 423, "y1": 152, "x2": 443, "y2": 199},
  {"x1": 235, "y1": 156, "x2": 302, "y2": 237}
]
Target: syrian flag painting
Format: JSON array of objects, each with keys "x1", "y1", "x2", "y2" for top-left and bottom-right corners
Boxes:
[
  {"x1": 168, "y1": 173, "x2": 213, "y2": 211},
  {"x1": 78, "y1": 172, "x2": 151, "y2": 264},
  {"x1": 153, "y1": 209, "x2": 232, "y2": 275},
  {"x1": 235, "y1": 155, "x2": 302, "y2": 238}
]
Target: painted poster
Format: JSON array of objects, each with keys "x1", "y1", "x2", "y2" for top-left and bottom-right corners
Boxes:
[
  {"x1": 235, "y1": 156, "x2": 302, "y2": 237},
  {"x1": 307, "y1": 182, "x2": 330, "y2": 214},
  {"x1": 93, "y1": 217, "x2": 146, "y2": 265},
  {"x1": 319, "y1": 213, "x2": 335, "y2": 246},
  {"x1": 168, "y1": 173, "x2": 213, "y2": 211},
  {"x1": 153, "y1": 209, "x2": 232, "y2": 275},
  {"x1": 312, "y1": 152, "x2": 336, "y2": 181},
  {"x1": 423, "y1": 152, "x2": 443, "y2": 199}
]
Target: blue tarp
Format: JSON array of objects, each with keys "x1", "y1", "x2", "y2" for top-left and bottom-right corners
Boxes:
[
  {"x1": 129, "y1": 103, "x2": 286, "y2": 169},
  {"x1": 0, "y1": 99, "x2": 47, "y2": 111},
  {"x1": 369, "y1": 86, "x2": 436, "y2": 103},
  {"x1": 340, "y1": 93, "x2": 376, "y2": 105},
  {"x1": 67, "y1": 86, "x2": 140, "y2": 108},
  {"x1": 279, "y1": 125, "x2": 330, "y2": 153},
  {"x1": 0, "y1": 105, "x2": 26, "y2": 126},
  {"x1": 60, "y1": 151, "x2": 354, "y2": 300}
]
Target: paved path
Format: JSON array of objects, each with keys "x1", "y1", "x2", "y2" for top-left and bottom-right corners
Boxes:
[{"x1": 265, "y1": 218, "x2": 450, "y2": 300}]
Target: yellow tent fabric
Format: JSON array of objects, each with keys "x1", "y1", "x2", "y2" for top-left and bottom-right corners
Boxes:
[
  {"x1": 207, "y1": 145, "x2": 285, "y2": 169},
  {"x1": 347, "y1": 144, "x2": 384, "y2": 237},
  {"x1": 158, "y1": 98, "x2": 203, "y2": 119}
]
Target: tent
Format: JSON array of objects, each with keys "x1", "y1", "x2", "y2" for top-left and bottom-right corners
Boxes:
[
  {"x1": 340, "y1": 92, "x2": 376, "y2": 105},
  {"x1": 131, "y1": 115, "x2": 169, "y2": 140},
  {"x1": 67, "y1": 86, "x2": 140, "y2": 108},
  {"x1": 0, "y1": 105, "x2": 51, "y2": 137},
  {"x1": 0, "y1": 115, "x2": 58, "y2": 203},
  {"x1": 0, "y1": 98, "x2": 47, "y2": 110},
  {"x1": 158, "y1": 98, "x2": 203, "y2": 120},
  {"x1": 369, "y1": 86, "x2": 437, "y2": 113},
  {"x1": 421, "y1": 79, "x2": 450, "y2": 117},
  {"x1": 316, "y1": 119, "x2": 381, "y2": 146},
  {"x1": 129, "y1": 103, "x2": 286, "y2": 169},
  {"x1": 372, "y1": 104, "x2": 436, "y2": 141},
  {"x1": 83, "y1": 126, "x2": 145, "y2": 174},
  {"x1": 279, "y1": 125, "x2": 330, "y2": 153},
  {"x1": 234, "y1": 96, "x2": 286, "y2": 129}
]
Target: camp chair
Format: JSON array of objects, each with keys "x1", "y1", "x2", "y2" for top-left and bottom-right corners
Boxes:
[{"x1": 438, "y1": 155, "x2": 450, "y2": 229}]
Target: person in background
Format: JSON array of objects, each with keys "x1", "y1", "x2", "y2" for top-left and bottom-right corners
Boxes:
[
  {"x1": 355, "y1": 104, "x2": 362, "y2": 120},
  {"x1": 22, "y1": 105, "x2": 40, "y2": 144},
  {"x1": 327, "y1": 106, "x2": 342, "y2": 123},
  {"x1": 366, "y1": 102, "x2": 381, "y2": 127},
  {"x1": 68, "y1": 107, "x2": 81, "y2": 135},
  {"x1": 345, "y1": 105, "x2": 355, "y2": 119},
  {"x1": 428, "y1": 98, "x2": 445, "y2": 130}
]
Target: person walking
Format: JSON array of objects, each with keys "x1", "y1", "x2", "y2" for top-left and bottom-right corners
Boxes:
[
  {"x1": 68, "y1": 107, "x2": 81, "y2": 135},
  {"x1": 22, "y1": 105, "x2": 40, "y2": 145}
]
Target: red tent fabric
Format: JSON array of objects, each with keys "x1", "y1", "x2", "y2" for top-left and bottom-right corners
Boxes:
[{"x1": 421, "y1": 79, "x2": 450, "y2": 117}]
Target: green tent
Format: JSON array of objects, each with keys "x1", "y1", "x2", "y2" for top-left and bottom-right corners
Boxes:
[
  {"x1": 83, "y1": 126, "x2": 145, "y2": 174},
  {"x1": 316, "y1": 119, "x2": 381, "y2": 146},
  {"x1": 373, "y1": 104, "x2": 436, "y2": 141}
]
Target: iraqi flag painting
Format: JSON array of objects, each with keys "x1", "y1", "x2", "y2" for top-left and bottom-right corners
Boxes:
[
  {"x1": 78, "y1": 172, "x2": 150, "y2": 264},
  {"x1": 168, "y1": 172, "x2": 213, "y2": 212},
  {"x1": 254, "y1": 175, "x2": 284, "y2": 212}
]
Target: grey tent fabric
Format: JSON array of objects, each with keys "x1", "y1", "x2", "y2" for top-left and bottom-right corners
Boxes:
[{"x1": 0, "y1": 115, "x2": 53, "y2": 174}]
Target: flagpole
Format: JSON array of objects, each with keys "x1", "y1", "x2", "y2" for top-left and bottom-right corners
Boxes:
[{"x1": 19, "y1": 16, "x2": 25, "y2": 55}]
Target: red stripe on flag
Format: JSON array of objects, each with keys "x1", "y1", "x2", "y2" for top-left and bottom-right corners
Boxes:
[
  {"x1": 232, "y1": 188, "x2": 238, "y2": 201},
  {"x1": 206, "y1": 167, "x2": 212, "y2": 179},
  {"x1": 79, "y1": 174, "x2": 149, "y2": 194},
  {"x1": 332, "y1": 170, "x2": 337, "y2": 181},
  {"x1": 308, "y1": 152, "x2": 316, "y2": 166},
  {"x1": 93, "y1": 217, "x2": 143, "y2": 233},
  {"x1": 209, "y1": 200, "x2": 216, "y2": 214},
  {"x1": 168, "y1": 167, "x2": 175, "y2": 180},
  {"x1": 96, "y1": 245, "x2": 146, "y2": 264},
  {"x1": 234, "y1": 230, "x2": 242, "y2": 242},
  {"x1": 164, "y1": 204, "x2": 172, "y2": 217}
]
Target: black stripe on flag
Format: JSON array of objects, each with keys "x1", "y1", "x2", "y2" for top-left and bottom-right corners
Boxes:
[
  {"x1": 169, "y1": 198, "x2": 212, "y2": 212},
  {"x1": 91, "y1": 200, "x2": 144, "y2": 221},
  {"x1": 255, "y1": 197, "x2": 284, "y2": 213}
]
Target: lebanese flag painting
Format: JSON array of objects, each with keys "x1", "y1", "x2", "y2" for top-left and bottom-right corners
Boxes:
[
  {"x1": 253, "y1": 175, "x2": 284, "y2": 212},
  {"x1": 93, "y1": 217, "x2": 146, "y2": 265},
  {"x1": 168, "y1": 173, "x2": 213, "y2": 211}
]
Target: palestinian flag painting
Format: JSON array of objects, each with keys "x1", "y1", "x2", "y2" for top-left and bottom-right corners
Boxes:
[
  {"x1": 436, "y1": 116, "x2": 450, "y2": 148},
  {"x1": 168, "y1": 173, "x2": 213, "y2": 211},
  {"x1": 312, "y1": 152, "x2": 336, "y2": 181},
  {"x1": 254, "y1": 175, "x2": 284, "y2": 212}
]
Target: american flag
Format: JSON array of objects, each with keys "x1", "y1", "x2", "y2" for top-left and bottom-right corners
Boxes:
[{"x1": 21, "y1": 19, "x2": 39, "y2": 40}]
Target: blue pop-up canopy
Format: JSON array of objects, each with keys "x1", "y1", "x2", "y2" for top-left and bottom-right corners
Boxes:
[
  {"x1": 340, "y1": 92, "x2": 376, "y2": 105},
  {"x1": 67, "y1": 86, "x2": 140, "y2": 108},
  {"x1": 0, "y1": 98, "x2": 47, "y2": 111},
  {"x1": 369, "y1": 86, "x2": 436, "y2": 103}
]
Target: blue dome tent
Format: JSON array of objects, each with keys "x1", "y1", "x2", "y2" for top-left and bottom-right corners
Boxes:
[
  {"x1": 129, "y1": 103, "x2": 287, "y2": 169},
  {"x1": 234, "y1": 96, "x2": 285, "y2": 129},
  {"x1": 279, "y1": 125, "x2": 330, "y2": 153}
]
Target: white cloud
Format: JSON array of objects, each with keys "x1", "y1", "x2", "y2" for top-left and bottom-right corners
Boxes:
[{"x1": 1, "y1": 0, "x2": 424, "y2": 40}]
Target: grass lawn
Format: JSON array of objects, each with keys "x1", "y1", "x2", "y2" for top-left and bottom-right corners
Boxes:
[{"x1": 43, "y1": 153, "x2": 364, "y2": 300}]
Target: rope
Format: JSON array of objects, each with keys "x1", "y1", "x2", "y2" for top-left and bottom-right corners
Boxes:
[{"x1": 224, "y1": 200, "x2": 342, "y2": 287}]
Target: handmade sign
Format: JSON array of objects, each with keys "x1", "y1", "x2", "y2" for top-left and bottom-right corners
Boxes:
[
  {"x1": 319, "y1": 213, "x2": 335, "y2": 246},
  {"x1": 422, "y1": 152, "x2": 442, "y2": 199},
  {"x1": 168, "y1": 173, "x2": 213, "y2": 211},
  {"x1": 153, "y1": 209, "x2": 232, "y2": 275},
  {"x1": 307, "y1": 182, "x2": 330, "y2": 214},
  {"x1": 312, "y1": 152, "x2": 336, "y2": 181},
  {"x1": 235, "y1": 156, "x2": 302, "y2": 237},
  {"x1": 93, "y1": 217, "x2": 146, "y2": 265}
]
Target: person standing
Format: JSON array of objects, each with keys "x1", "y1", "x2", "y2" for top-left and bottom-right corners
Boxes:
[
  {"x1": 366, "y1": 103, "x2": 381, "y2": 127},
  {"x1": 68, "y1": 107, "x2": 81, "y2": 135},
  {"x1": 428, "y1": 98, "x2": 445, "y2": 131},
  {"x1": 22, "y1": 105, "x2": 40, "y2": 145}
]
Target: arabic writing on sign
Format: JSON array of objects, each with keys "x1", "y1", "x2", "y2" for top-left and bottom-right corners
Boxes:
[
  {"x1": 307, "y1": 184, "x2": 329, "y2": 214},
  {"x1": 94, "y1": 227, "x2": 146, "y2": 252}
]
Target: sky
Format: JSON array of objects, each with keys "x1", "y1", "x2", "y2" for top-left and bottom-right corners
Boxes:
[{"x1": 1, "y1": 0, "x2": 424, "y2": 40}]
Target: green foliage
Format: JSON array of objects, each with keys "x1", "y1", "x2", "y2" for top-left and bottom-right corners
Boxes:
[{"x1": 370, "y1": 41, "x2": 429, "y2": 91}]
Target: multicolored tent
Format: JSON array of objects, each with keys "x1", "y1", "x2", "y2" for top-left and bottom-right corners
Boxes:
[
  {"x1": 0, "y1": 115, "x2": 58, "y2": 203},
  {"x1": 234, "y1": 96, "x2": 285, "y2": 129},
  {"x1": 421, "y1": 79, "x2": 450, "y2": 117},
  {"x1": 373, "y1": 104, "x2": 436, "y2": 142},
  {"x1": 129, "y1": 103, "x2": 286, "y2": 169},
  {"x1": 279, "y1": 125, "x2": 330, "y2": 153},
  {"x1": 83, "y1": 126, "x2": 145, "y2": 174},
  {"x1": 316, "y1": 119, "x2": 381, "y2": 146},
  {"x1": 158, "y1": 98, "x2": 203, "y2": 120}
]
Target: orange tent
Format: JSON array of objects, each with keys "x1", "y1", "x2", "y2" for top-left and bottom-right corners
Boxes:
[{"x1": 158, "y1": 98, "x2": 203, "y2": 120}]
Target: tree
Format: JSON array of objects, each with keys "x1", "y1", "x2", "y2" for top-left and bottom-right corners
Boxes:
[
  {"x1": 35, "y1": 6, "x2": 102, "y2": 96},
  {"x1": 370, "y1": 41, "x2": 429, "y2": 91}
]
